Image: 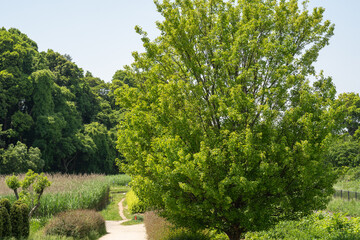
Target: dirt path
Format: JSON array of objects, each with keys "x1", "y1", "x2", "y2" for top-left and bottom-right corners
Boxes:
[
  {"x1": 118, "y1": 198, "x2": 127, "y2": 220},
  {"x1": 99, "y1": 198, "x2": 147, "y2": 240}
]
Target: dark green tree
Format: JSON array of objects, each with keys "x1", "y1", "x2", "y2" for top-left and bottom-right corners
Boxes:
[
  {"x1": 0, "y1": 28, "x2": 37, "y2": 145},
  {"x1": 0, "y1": 28, "x2": 119, "y2": 174},
  {"x1": 0, "y1": 141, "x2": 44, "y2": 174},
  {"x1": 75, "y1": 122, "x2": 117, "y2": 174}
]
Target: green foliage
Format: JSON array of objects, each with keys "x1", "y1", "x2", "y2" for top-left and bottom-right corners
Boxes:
[
  {"x1": 117, "y1": 0, "x2": 338, "y2": 239},
  {"x1": 36, "y1": 177, "x2": 109, "y2": 217},
  {"x1": 325, "y1": 136, "x2": 360, "y2": 167},
  {"x1": 166, "y1": 230, "x2": 211, "y2": 240},
  {"x1": 31, "y1": 70, "x2": 55, "y2": 118},
  {"x1": 333, "y1": 166, "x2": 360, "y2": 192},
  {"x1": 0, "y1": 198, "x2": 12, "y2": 238},
  {"x1": 5, "y1": 175, "x2": 20, "y2": 190},
  {"x1": 105, "y1": 174, "x2": 131, "y2": 186},
  {"x1": 74, "y1": 122, "x2": 117, "y2": 174},
  {"x1": 0, "y1": 203, "x2": 11, "y2": 238},
  {"x1": 20, "y1": 201, "x2": 30, "y2": 238},
  {"x1": 245, "y1": 212, "x2": 360, "y2": 239},
  {"x1": 11, "y1": 111, "x2": 34, "y2": 136},
  {"x1": 100, "y1": 188, "x2": 126, "y2": 221},
  {"x1": 144, "y1": 211, "x2": 222, "y2": 240},
  {"x1": 44, "y1": 209, "x2": 106, "y2": 239},
  {"x1": 0, "y1": 197, "x2": 11, "y2": 213},
  {"x1": 0, "y1": 27, "x2": 37, "y2": 125},
  {"x1": 126, "y1": 189, "x2": 146, "y2": 214},
  {"x1": 6, "y1": 169, "x2": 51, "y2": 218},
  {"x1": 0, "y1": 141, "x2": 44, "y2": 174},
  {"x1": 333, "y1": 93, "x2": 360, "y2": 136},
  {"x1": 0, "y1": 28, "x2": 120, "y2": 174},
  {"x1": 10, "y1": 200, "x2": 29, "y2": 238},
  {"x1": 327, "y1": 199, "x2": 360, "y2": 217}
]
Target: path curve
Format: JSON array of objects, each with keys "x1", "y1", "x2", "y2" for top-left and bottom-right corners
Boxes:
[{"x1": 100, "y1": 197, "x2": 147, "y2": 240}]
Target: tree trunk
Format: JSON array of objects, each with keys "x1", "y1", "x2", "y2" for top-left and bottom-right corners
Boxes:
[
  {"x1": 14, "y1": 189, "x2": 19, "y2": 200},
  {"x1": 226, "y1": 227, "x2": 243, "y2": 240}
]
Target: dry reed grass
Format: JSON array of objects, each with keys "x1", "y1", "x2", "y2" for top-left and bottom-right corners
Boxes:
[
  {"x1": 0, "y1": 173, "x2": 105, "y2": 196},
  {"x1": 44, "y1": 209, "x2": 106, "y2": 238},
  {"x1": 144, "y1": 211, "x2": 173, "y2": 240}
]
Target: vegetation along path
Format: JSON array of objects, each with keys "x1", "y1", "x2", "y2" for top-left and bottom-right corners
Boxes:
[{"x1": 100, "y1": 198, "x2": 147, "y2": 240}]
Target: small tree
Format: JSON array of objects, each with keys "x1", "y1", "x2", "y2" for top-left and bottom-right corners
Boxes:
[
  {"x1": 117, "y1": 0, "x2": 339, "y2": 239},
  {"x1": 6, "y1": 169, "x2": 51, "y2": 218}
]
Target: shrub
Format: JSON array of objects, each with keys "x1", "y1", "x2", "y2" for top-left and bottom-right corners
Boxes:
[
  {"x1": 144, "y1": 211, "x2": 173, "y2": 240},
  {"x1": 44, "y1": 209, "x2": 106, "y2": 239},
  {"x1": 144, "y1": 211, "x2": 215, "y2": 240},
  {"x1": 0, "y1": 206, "x2": 11, "y2": 238},
  {"x1": 10, "y1": 201, "x2": 24, "y2": 238},
  {"x1": 19, "y1": 202, "x2": 30, "y2": 238},
  {"x1": 245, "y1": 212, "x2": 360, "y2": 240},
  {"x1": 0, "y1": 197, "x2": 11, "y2": 213},
  {"x1": 0, "y1": 198, "x2": 12, "y2": 238},
  {"x1": 167, "y1": 230, "x2": 211, "y2": 240},
  {"x1": 126, "y1": 189, "x2": 146, "y2": 214}
]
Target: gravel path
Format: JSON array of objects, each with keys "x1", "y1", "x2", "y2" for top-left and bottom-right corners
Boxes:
[{"x1": 99, "y1": 198, "x2": 147, "y2": 240}]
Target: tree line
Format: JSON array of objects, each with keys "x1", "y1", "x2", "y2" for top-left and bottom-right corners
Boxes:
[{"x1": 0, "y1": 27, "x2": 130, "y2": 174}]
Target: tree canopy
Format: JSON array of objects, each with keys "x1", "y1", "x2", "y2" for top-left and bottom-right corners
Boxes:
[
  {"x1": 0, "y1": 27, "x2": 122, "y2": 174},
  {"x1": 116, "y1": 0, "x2": 339, "y2": 239}
]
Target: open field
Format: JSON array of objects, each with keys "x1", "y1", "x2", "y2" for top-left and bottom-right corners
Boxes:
[{"x1": 0, "y1": 174, "x2": 131, "y2": 217}]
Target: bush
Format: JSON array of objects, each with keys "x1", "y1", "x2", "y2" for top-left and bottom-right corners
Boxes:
[
  {"x1": 126, "y1": 189, "x2": 146, "y2": 214},
  {"x1": 167, "y1": 230, "x2": 211, "y2": 240},
  {"x1": 0, "y1": 206, "x2": 11, "y2": 238},
  {"x1": 145, "y1": 211, "x2": 172, "y2": 240},
  {"x1": 245, "y1": 212, "x2": 360, "y2": 239},
  {"x1": 19, "y1": 203, "x2": 30, "y2": 238},
  {"x1": 0, "y1": 197, "x2": 11, "y2": 213},
  {"x1": 44, "y1": 209, "x2": 106, "y2": 239},
  {"x1": 0, "y1": 198, "x2": 12, "y2": 238},
  {"x1": 10, "y1": 200, "x2": 28, "y2": 238},
  {"x1": 144, "y1": 211, "x2": 216, "y2": 240}
]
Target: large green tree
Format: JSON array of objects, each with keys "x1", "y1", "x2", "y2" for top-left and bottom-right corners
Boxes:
[
  {"x1": 116, "y1": 0, "x2": 338, "y2": 239},
  {"x1": 0, "y1": 28, "x2": 119, "y2": 174}
]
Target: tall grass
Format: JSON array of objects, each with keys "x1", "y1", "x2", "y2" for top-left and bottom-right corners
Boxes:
[
  {"x1": 0, "y1": 173, "x2": 131, "y2": 218},
  {"x1": 334, "y1": 180, "x2": 360, "y2": 192},
  {"x1": 327, "y1": 198, "x2": 360, "y2": 217}
]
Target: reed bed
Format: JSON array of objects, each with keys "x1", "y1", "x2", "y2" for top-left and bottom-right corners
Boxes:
[{"x1": 0, "y1": 173, "x2": 131, "y2": 218}]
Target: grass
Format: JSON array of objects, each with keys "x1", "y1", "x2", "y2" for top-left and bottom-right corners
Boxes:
[
  {"x1": 100, "y1": 186, "x2": 129, "y2": 221},
  {"x1": 334, "y1": 180, "x2": 360, "y2": 192},
  {"x1": 0, "y1": 174, "x2": 131, "y2": 218},
  {"x1": 122, "y1": 194, "x2": 135, "y2": 220},
  {"x1": 245, "y1": 212, "x2": 360, "y2": 240},
  {"x1": 327, "y1": 198, "x2": 360, "y2": 217},
  {"x1": 119, "y1": 191, "x2": 145, "y2": 225},
  {"x1": 26, "y1": 218, "x2": 75, "y2": 240},
  {"x1": 143, "y1": 211, "x2": 219, "y2": 240},
  {"x1": 121, "y1": 214, "x2": 144, "y2": 225},
  {"x1": 0, "y1": 174, "x2": 131, "y2": 239}
]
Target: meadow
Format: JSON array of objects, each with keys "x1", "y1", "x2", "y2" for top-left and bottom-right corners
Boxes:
[{"x1": 0, "y1": 174, "x2": 131, "y2": 217}]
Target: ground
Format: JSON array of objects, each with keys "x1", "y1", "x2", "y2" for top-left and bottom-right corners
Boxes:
[{"x1": 99, "y1": 198, "x2": 147, "y2": 240}]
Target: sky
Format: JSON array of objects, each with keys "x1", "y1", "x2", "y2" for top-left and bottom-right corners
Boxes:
[{"x1": 0, "y1": 0, "x2": 359, "y2": 94}]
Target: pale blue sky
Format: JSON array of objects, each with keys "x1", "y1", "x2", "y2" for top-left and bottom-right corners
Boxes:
[{"x1": 1, "y1": 0, "x2": 359, "y2": 94}]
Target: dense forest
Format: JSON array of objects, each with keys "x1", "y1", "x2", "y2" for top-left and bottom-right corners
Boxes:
[{"x1": 0, "y1": 27, "x2": 129, "y2": 174}]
